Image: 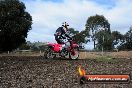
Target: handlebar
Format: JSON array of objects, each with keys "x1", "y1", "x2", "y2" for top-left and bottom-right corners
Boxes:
[{"x1": 67, "y1": 38, "x2": 73, "y2": 41}]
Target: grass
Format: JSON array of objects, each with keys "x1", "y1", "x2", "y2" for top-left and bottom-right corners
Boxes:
[{"x1": 95, "y1": 56, "x2": 117, "y2": 63}]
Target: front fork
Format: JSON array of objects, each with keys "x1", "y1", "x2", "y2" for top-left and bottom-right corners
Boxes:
[
  {"x1": 71, "y1": 49, "x2": 76, "y2": 56},
  {"x1": 70, "y1": 42, "x2": 76, "y2": 56}
]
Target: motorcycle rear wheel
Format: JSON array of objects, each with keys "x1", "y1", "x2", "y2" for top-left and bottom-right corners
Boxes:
[{"x1": 44, "y1": 48, "x2": 56, "y2": 59}]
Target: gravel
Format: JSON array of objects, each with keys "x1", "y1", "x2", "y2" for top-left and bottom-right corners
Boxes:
[{"x1": 0, "y1": 56, "x2": 132, "y2": 88}]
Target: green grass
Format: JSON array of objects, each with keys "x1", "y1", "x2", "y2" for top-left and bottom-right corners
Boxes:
[{"x1": 95, "y1": 56, "x2": 116, "y2": 63}]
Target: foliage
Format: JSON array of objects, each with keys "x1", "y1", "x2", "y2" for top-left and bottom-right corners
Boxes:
[
  {"x1": 96, "y1": 30, "x2": 113, "y2": 50},
  {"x1": 18, "y1": 41, "x2": 47, "y2": 51},
  {"x1": 111, "y1": 31, "x2": 124, "y2": 49},
  {"x1": 67, "y1": 28, "x2": 79, "y2": 37},
  {"x1": 118, "y1": 27, "x2": 132, "y2": 50},
  {"x1": 68, "y1": 28, "x2": 89, "y2": 48},
  {"x1": 19, "y1": 43, "x2": 30, "y2": 50},
  {"x1": 0, "y1": 0, "x2": 32, "y2": 52},
  {"x1": 29, "y1": 41, "x2": 47, "y2": 51},
  {"x1": 85, "y1": 14, "x2": 111, "y2": 50}
]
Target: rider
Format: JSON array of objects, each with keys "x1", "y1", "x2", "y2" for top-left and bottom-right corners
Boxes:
[{"x1": 54, "y1": 22, "x2": 72, "y2": 52}]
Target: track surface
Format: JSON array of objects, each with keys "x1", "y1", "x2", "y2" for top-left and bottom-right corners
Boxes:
[{"x1": 0, "y1": 56, "x2": 132, "y2": 88}]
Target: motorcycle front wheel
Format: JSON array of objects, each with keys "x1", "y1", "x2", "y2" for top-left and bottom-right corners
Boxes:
[{"x1": 69, "y1": 48, "x2": 79, "y2": 60}]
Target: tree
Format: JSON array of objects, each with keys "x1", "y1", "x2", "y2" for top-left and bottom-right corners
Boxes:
[
  {"x1": 67, "y1": 28, "x2": 79, "y2": 37},
  {"x1": 0, "y1": 0, "x2": 32, "y2": 52},
  {"x1": 85, "y1": 14, "x2": 110, "y2": 49},
  {"x1": 19, "y1": 42, "x2": 30, "y2": 50},
  {"x1": 118, "y1": 27, "x2": 132, "y2": 50},
  {"x1": 67, "y1": 28, "x2": 89, "y2": 48},
  {"x1": 96, "y1": 29, "x2": 113, "y2": 50},
  {"x1": 73, "y1": 30, "x2": 89, "y2": 45},
  {"x1": 111, "y1": 31, "x2": 124, "y2": 49}
]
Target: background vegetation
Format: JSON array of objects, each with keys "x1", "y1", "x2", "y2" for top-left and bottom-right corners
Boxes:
[{"x1": 0, "y1": 0, "x2": 132, "y2": 52}]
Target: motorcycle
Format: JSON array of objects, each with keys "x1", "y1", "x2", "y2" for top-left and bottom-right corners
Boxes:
[{"x1": 44, "y1": 39, "x2": 79, "y2": 59}]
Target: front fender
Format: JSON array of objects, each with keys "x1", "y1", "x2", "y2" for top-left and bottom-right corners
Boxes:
[
  {"x1": 73, "y1": 44, "x2": 79, "y2": 47},
  {"x1": 72, "y1": 44, "x2": 79, "y2": 50}
]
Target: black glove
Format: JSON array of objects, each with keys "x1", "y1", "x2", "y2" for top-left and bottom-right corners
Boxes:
[{"x1": 69, "y1": 37, "x2": 73, "y2": 40}]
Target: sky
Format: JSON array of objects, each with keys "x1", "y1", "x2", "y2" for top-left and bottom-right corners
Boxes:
[{"x1": 21, "y1": 0, "x2": 132, "y2": 49}]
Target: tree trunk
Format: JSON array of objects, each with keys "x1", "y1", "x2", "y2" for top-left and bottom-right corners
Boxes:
[{"x1": 94, "y1": 41, "x2": 96, "y2": 49}]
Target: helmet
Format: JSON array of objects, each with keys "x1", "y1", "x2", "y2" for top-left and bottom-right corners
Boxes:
[{"x1": 62, "y1": 22, "x2": 69, "y2": 29}]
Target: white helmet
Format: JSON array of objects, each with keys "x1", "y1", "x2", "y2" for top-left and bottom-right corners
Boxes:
[{"x1": 62, "y1": 22, "x2": 69, "y2": 29}]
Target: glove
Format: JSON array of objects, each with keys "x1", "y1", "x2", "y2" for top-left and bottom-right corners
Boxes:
[
  {"x1": 69, "y1": 37, "x2": 73, "y2": 40},
  {"x1": 68, "y1": 38, "x2": 72, "y2": 42}
]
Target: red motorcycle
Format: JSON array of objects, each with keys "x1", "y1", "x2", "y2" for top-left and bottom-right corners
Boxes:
[{"x1": 44, "y1": 39, "x2": 79, "y2": 59}]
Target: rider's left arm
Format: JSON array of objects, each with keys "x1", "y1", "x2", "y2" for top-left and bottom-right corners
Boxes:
[{"x1": 65, "y1": 33, "x2": 72, "y2": 40}]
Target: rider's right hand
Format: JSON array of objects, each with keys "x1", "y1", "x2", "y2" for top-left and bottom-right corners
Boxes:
[{"x1": 69, "y1": 37, "x2": 73, "y2": 41}]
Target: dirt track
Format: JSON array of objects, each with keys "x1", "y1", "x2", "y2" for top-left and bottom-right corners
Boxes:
[{"x1": 0, "y1": 56, "x2": 132, "y2": 88}]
